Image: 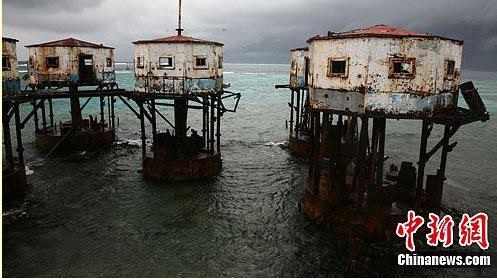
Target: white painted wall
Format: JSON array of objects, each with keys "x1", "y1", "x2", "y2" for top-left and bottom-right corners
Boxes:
[
  {"x1": 27, "y1": 46, "x2": 115, "y2": 85},
  {"x1": 2, "y1": 40, "x2": 19, "y2": 81},
  {"x1": 290, "y1": 49, "x2": 308, "y2": 89},
  {"x1": 309, "y1": 37, "x2": 463, "y2": 94}
]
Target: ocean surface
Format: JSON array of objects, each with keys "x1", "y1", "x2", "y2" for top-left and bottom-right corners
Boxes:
[{"x1": 3, "y1": 63, "x2": 497, "y2": 277}]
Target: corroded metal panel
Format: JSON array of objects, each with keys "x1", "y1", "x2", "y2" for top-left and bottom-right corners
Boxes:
[
  {"x1": 290, "y1": 48, "x2": 308, "y2": 89},
  {"x1": 2, "y1": 39, "x2": 20, "y2": 95},
  {"x1": 27, "y1": 45, "x2": 115, "y2": 88},
  {"x1": 308, "y1": 34, "x2": 463, "y2": 117},
  {"x1": 133, "y1": 41, "x2": 223, "y2": 94},
  {"x1": 310, "y1": 88, "x2": 458, "y2": 117}
]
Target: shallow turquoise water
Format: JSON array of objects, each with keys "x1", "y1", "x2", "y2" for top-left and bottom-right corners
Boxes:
[{"x1": 3, "y1": 64, "x2": 497, "y2": 277}]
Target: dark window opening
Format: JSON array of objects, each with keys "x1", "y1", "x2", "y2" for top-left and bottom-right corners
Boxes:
[
  {"x1": 106, "y1": 58, "x2": 113, "y2": 67},
  {"x1": 159, "y1": 57, "x2": 173, "y2": 68},
  {"x1": 446, "y1": 60, "x2": 455, "y2": 76},
  {"x1": 328, "y1": 58, "x2": 348, "y2": 77},
  {"x1": 136, "y1": 56, "x2": 144, "y2": 68},
  {"x1": 46, "y1": 57, "x2": 59, "y2": 68},
  {"x1": 218, "y1": 55, "x2": 223, "y2": 68},
  {"x1": 195, "y1": 57, "x2": 207, "y2": 68},
  {"x1": 393, "y1": 62, "x2": 412, "y2": 74},
  {"x1": 2, "y1": 56, "x2": 11, "y2": 71},
  {"x1": 389, "y1": 58, "x2": 415, "y2": 79},
  {"x1": 331, "y1": 61, "x2": 346, "y2": 74}
]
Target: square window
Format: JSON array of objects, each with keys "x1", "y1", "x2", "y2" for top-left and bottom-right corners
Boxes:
[
  {"x1": 327, "y1": 58, "x2": 348, "y2": 77},
  {"x1": 389, "y1": 57, "x2": 415, "y2": 79},
  {"x1": 159, "y1": 57, "x2": 173, "y2": 68},
  {"x1": 2, "y1": 56, "x2": 11, "y2": 71},
  {"x1": 445, "y1": 60, "x2": 456, "y2": 79},
  {"x1": 106, "y1": 58, "x2": 113, "y2": 67},
  {"x1": 46, "y1": 57, "x2": 59, "y2": 68},
  {"x1": 195, "y1": 57, "x2": 207, "y2": 68},
  {"x1": 136, "y1": 56, "x2": 144, "y2": 68}
]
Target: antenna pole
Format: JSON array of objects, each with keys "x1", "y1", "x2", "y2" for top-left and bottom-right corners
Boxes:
[{"x1": 176, "y1": 0, "x2": 183, "y2": 35}]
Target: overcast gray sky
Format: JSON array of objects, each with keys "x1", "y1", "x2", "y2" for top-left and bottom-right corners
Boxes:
[{"x1": 3, "y1": 0, "x2": 497, "y2": 70}]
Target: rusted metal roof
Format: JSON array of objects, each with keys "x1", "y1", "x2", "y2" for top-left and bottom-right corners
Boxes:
[
  {"x1": 2, "y1": 37, "x2": 19, "y2": 43},
  {"x1": 290, "y1": 47, "x2": 309, "y2": 52},
  {"x1": 25, "y1": 37, "x2": 114, "y2": 49},
  {"x1": 307, "y1": 24, "x2": 463, "y2": 44},
  {"x1": 133, "y1": 34, "x2": 223, "y2": 46}
]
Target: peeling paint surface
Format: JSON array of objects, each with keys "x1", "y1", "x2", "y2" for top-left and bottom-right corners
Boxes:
[
  {"x1": 311, "y1": 88, "x2": 457, "y2": 117},
  {"x1": 2, "y1": 38, "x2": 20, "y2": 95},
  {"x1": 133, "y1": 40, "x2": 223, "y2": 94},
  {"x1": 290, "y1": 49, "x2": 308, "y2": 89},
  {"x1": 27, "y1": 45, "x2": 115, "y2": 87},
  {"x1": 308, "y1": 33, "x2": 463, "y2": 117}
]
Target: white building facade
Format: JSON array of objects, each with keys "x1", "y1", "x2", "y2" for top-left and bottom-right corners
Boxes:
[
  {"x1": 26, "y1": 38, "x2": 115, "y2": 89},
  {"x1": 307, "y1": 24, "x2": 463, "y2": 117},
  {"x1": 133, "y1": 35, "x2": 224, "y2": 94},
  {"x1": 2, "y1": 37, "x2": 20, "y2": 95},
  {"x1": 290, "y1": 47, "x2": 309, "y2": 89}
]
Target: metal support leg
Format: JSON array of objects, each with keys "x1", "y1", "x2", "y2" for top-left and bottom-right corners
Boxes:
[
  {"x1": 3, "y1": 103, "x2": 15, "y2": 170},
  {"x1": 439, "y1": 124, "x2": 451, "y2": 179},
  {"x1": 49, "y1": 98, "x2": 54, "y2": 127},
  {"x1": 41, "y1": 99, "x2": 47, "y2": 130},
  {"x1": 355, "y1": 117, "x2": 369, "y2": 208},
  {"x1": 139, "y1": 102, "x2": 147, "y2": 161},
  {"x1": 295, "y1": 89, "x2": 300, "y2": 138},
  {"x1": 205, "y1": 97, "x2": 210, "y2": 152},
  {"x1": 111, "y1": 96, "x2": 115, "y2": 129},
  {"x1": 107, "y1": 96, "x2": 111, "y2": 130},
  {"x1": 375, "y1": 118, "x2": 386, "y2": 187},
  {"x1": 416, "y1": 120, "x2": 430, "y2": 207},
  {"x1": 14, "y1": 103, "x2": 25, "y2": 184},
  {"x1": 32, "y1": 101, "x2": 39, "y2": 132},
  {"x1": 289, "y1": 90, "x2": 294, "y2": 136},
  {"x1": 210, "y1": 95, "x2": 215, "y2": 153},
  {"x1": 312, "y1": 111, "x2": 321, "y2": 194},
  {"x1": 100, "y1": 96, "x2": 105, "y2": 132},
  {"x1": 216, "y1": 94, "x2": 221, "y2": 154},
  {"x1": 151, "y1": 99, "x2": 157, "y2": 159}
]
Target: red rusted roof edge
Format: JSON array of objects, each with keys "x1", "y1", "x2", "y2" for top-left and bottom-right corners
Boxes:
[
  {"x1": 307, "y1": 24, "x2": 463, "y2": 44},
  {"x1": 133, "y1": 35, "x2": 223, "y2": 46},
  {"x1": 25, "y1": 38, "x2": 114, "y2": 49}
]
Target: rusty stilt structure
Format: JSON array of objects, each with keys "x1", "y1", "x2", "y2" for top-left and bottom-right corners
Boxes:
[
  {"x1": 1, "y1": 2, "x2": 240, "y2": 197},
  {"x1": 130, "y1": 0, "x2": 240, "y2": 181},
  {"x1": 276, "y1": 47, "x2": 311, "y2": 158},
  {"x1": 2, "y1": 37, "x2": 26, "y2": 199},
  {"x1": 24, "y1": 38, "x2": 118, "y2": 151},
  {"x1": 301, "y1": 25, "x2": 489, "y2": 240}
]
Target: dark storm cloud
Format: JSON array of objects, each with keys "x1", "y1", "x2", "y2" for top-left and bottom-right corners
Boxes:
[{"x1": 3, "y1": 0, "x2": 497, "y2": 70}]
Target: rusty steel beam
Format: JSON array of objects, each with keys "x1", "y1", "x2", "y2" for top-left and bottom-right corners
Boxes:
[
  {"x1": 48, "y1": 98, "x2": 54, "y2": 127},
  {"x1": 289, "y1": 90, "x2": 294, "y2": 136},
  {"x1": 3, "y1": 102, "x2": 15, "y2": 170},
  {"x1": 416, "y1": 120, "x2": 432, "y2": 208},
  {"x1": 151, "y1": 99, "x2": 158, "y2": 159},
  {"x1": 14, "y1": 103, "x2": 25, "y2": 177},
  {"x1": 139, "y1": 101, "x2": 147, "y2": 161},
  {"x1": 216, "y1": 94, "x2": 221, "y2": 153}
]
